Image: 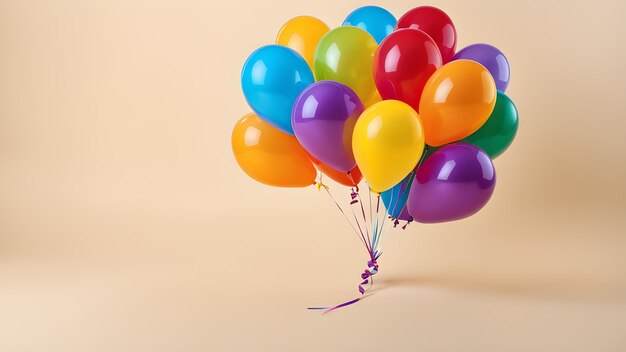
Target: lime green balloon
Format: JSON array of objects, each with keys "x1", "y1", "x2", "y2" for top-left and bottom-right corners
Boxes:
[
  {"x1": 314, "y1": 26, "x2": 378, "y2": 103},
  {"x1": 462, "y1": 91, "x2": 519, "y2": 158}
]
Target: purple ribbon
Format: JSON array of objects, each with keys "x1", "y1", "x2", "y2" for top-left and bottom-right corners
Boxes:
[
  {"x1": 358, "y1": 257, "x2": 379, "y2": 294},
  {"x1": 309, "y1": 252, "x2": 380, "y2": 314}
]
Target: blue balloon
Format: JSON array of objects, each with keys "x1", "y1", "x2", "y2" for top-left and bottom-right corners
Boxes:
[
  {"x1": 381, "y1": 146, "x2": 438, "y2": 220},
  {"x1": 342, "y1": 6, "x2": 397, "y2": 44},
  {"x1": 241, "y1": 45, "x2": 314, "y2": 135},
  {"x1": 381, "y1": 172, "x2": 414, "y2": 221}
]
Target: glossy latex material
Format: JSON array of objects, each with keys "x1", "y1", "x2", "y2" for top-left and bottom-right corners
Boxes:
[
  {"x1": 396, "y1": 6, "x2": 457, "y2": 63},
  {"x1": 453, "y1": 43, "x2": 510, "y2": 92},
  {"x1": 232, "y1": 113, "x2": 316, "y2": 187},
  {"x1": 241, "y1": 45, "x2": 314, "y2": 135},
  {"x1": 462, "y1": 91, "x2": 519, "y2": 158},
  {"x1": 276, "y1": 16, "x2": 330, "y2": 71},
  {"x1": 381, "y1": 146, "x2": 438, "y2": 220},
  {"x1": 292, "y1": 81, "x2": 364, "y2": 172},
  {"x1": 365, "y1": 89, "x2": 382, "y2": 108},
  {"x1": 381, "y1": 171, "x2": 414, "y2": 220},
  {"x1": 419, "y1": 60, "x2": 497, "y2": 146},
  {"x1": 310, "y1": 155, "x2": 363, "y2": 187},
  {"x1": 407, "y1": 143, "x2": 496, "y2": 223},
  {"x1": 352, "y1": 100, "x2": 425, "y2": 192},
  {"x1": 373, "y1": 29, "x2": 443, "y2": 113},
  {"x1": 342, "y1": 6, "x2": 396, "y2": 44},
  {"x1": 314, "y1": 26, "x2": 378, "y2": 104}
]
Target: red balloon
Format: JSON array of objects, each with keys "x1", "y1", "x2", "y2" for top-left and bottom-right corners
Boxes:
[
  {"x1": 310, "y1": 155, "x2": 362, "y2": 187},
  {"x1": 396, "y1": 6, "x2": 457, "y2": 63},
  {"x1": 373, "y1": 29, "x2": 443, "y2": 113}
]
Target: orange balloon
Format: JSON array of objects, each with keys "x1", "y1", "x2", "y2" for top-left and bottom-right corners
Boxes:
[
  {"x1": 276, "y1": 16, "x2": 330, "y2": 71},
  {"x1": 419, "y1": 60, "x2": 497, "y2": 146},
  {"x1": 310, "y1": 155, "x2": 362, "y2": 187},
  {"x1": 232, "y1": 113, "x2": 316, "y2": 187}
]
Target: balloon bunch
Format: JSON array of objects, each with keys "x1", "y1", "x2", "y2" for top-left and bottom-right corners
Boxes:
[{"x1": 232, "y1": 5, "x2": 518, "y2": 311}]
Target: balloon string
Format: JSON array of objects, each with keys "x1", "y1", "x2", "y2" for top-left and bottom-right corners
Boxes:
[
  {"x1": 367, "y1": 182, "x2": 373, "y2": 232},
  {"x1": 308, "y1": 251, "x2": 380, "y2": 314},
  {"x1": 347, "y1": 173, "x2": 372, "y2": 250},
  {"x1": 387, "y1": 146, "x2": 430, "y2": 229},
  {"x1": 348, "y1": 187, "x2": 372, "y2": 253},
  {"x1": 374, "y1": 193, "x2": 389, "y2": 253},
  {"x1": 346, "y1": 171, "x2": 359, "y2": 192},
  {"x1": 375, "y1": 200, "x2": 389, "y2": 253},
  {"x1": 351, "y1": 205, "x2": 370, "y2": 252},
  {"x1": 349, "y1": 188, "x2": 372, "y2": 252},
  {"x1": 372, "y1": 194, "x2": 380, "y2": 251},
  {"x1": 318, "y1": 177, "x2": 370, "y2": 253}
]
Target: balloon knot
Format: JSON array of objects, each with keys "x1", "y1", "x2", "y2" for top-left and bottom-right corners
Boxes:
[
  {"x1": 316, "y1": 181, "x2": 329, "y2": 192},
  {"x1": 401, "y1": 218, "x2": 413, "y2": 230}
]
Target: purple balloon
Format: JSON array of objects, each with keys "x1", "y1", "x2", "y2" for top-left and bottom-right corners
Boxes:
[
  {"x1": 396, "y1": 207, "x2": 413, "y2": 222},
  {"x1": 407, "y1": 143, "x2": 496, "y2": 223},
  {"x1": 453, "y1": 43, "x2": 510, "y2": 92},
  {"x1": 292, "y1": 81, "x2": 364, "y2": 172}
]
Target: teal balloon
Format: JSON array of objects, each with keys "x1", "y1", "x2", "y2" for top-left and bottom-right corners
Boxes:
[
  {"x1": 381, "y1": 146, "x2": 437, "y2": 220},
  {"x1": 462, "y1": 91, "x2": 519, "y2": 158},
  {"x1": 342, "y1": 6, "x2": 396, "y2": 44},
  {"x1": 241, "y1": 45, "x2": 314, "y2": 135},
  {"x1": 381, "y1": 172, "x2": 413, "y2": 220}
]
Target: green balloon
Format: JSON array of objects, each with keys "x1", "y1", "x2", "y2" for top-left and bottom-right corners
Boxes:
[
  {"x1": 461, "y1": 91, "x2": 519, "y2": 158},
  {"x1": 314, "y1": 26, "x2": 378, "y2": 104}
]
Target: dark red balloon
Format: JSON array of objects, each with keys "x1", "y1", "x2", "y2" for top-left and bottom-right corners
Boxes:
[
  {"x1": 373, "y1": 29, "x2": 443, "y2": 113},
  {"x1": 396, "y1": 6, "x2": 457, "y2": 63}
]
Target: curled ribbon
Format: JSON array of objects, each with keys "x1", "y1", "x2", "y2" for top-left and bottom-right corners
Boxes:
[
  {"x1": 309, "y1": 252, "x2": 380, "y2": 314},
  {"x1": 358, "y1": 257, "x2": 379, "y2": 294}
]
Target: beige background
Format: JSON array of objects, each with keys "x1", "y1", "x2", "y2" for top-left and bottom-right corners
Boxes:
[{"x1": 1, "y1": 0, "x2": 626, "y2": 351}]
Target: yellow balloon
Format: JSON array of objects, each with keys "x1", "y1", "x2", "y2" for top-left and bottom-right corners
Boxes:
[
  {"x1": 276, "y1": 16, "x2": 330, "y2": 71},
  {"x1": 314, "y1": 26, "x2": 378, "y2": 103},
  {"x1": 352, "y1": 100, "x2": 425, "y2": 192},
  {"x1": 419, "y1": 60, "x2": 497, "y2": 146},
  {"x1": 232, "y1": 113, "x2": 317, "y2": 188}
]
